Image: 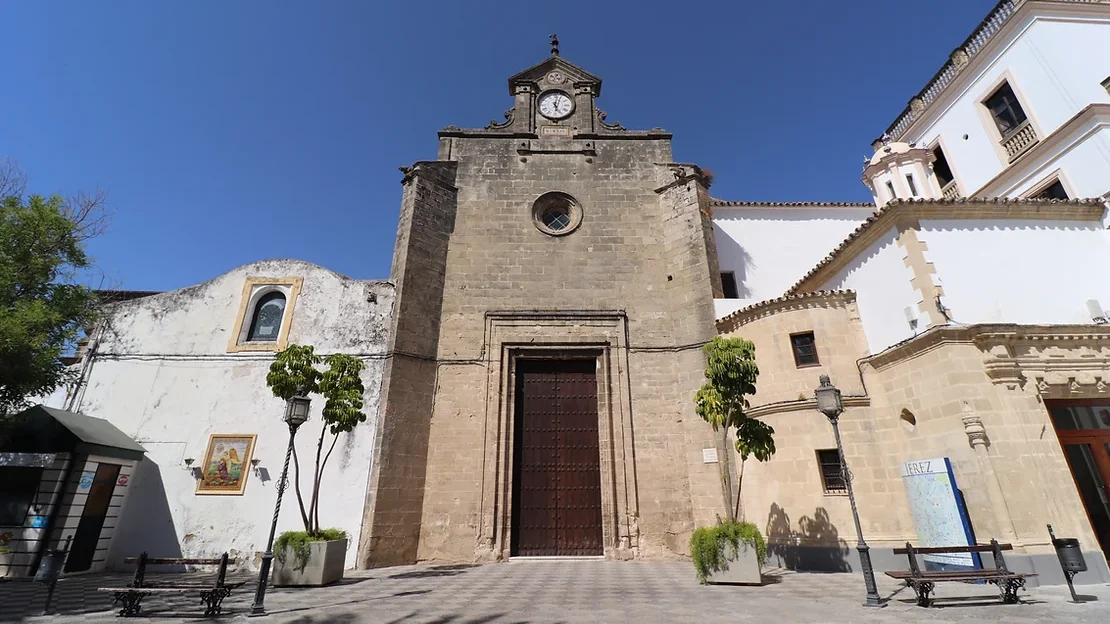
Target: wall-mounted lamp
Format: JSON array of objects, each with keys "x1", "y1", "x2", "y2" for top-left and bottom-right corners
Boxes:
[
  {"x1": 251, "y1": 458, "x2": 262, "y2": 477},
  {"x1": 183, "y1": 457, "x2": 195, "y2": 469},
  {"x1": 1087, "y1": 300, "x2": 1107, "y2": 324}
]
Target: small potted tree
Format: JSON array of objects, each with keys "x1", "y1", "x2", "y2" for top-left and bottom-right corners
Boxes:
[
  {"x1": 691, "y1": 336, "x2": 776, "y2": 585},
  {"x1": 266, "y1": 344, "x2": 367, "y2": 586}
]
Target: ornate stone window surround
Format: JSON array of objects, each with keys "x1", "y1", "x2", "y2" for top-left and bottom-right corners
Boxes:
[
  {"x1": 474, "y1": 311, "x2": 639, "y2": 562},
  {"x1": 926, "y1": 135, "x2": 965, "y2": 199},
  {"x1": 227, "y1": 276, "x2": 303, "y2": 352},
  {"x1": 975, "y1": 71, "x2": 1044, "y2": 166}
]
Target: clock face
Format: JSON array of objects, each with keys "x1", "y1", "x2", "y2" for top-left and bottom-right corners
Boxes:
[{"x1": 538, "y1": 91, "x2": 574, "y2": 120}]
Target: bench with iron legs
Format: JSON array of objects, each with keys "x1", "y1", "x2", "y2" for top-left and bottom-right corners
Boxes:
[
  {"x1": 885, "y1": 539, "x2": 1036, "y2": 607},
  {"x1": 96, "y1": 552, "x2": 244, "y2": 617}
]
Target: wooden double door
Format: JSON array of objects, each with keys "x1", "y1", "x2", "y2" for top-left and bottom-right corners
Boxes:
[
  {"x1": 1049, "y1": 400, "x2": 1110, "y2": 558},
  {"x1": 510, "y1": 359, "x2": 604, "y2": 557}
]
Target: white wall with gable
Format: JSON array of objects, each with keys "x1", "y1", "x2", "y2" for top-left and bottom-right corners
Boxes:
[
  {"x1": 712, "y1": 206, "x2": 875, "y2": 318},
  {"x1": 45, "y1": 260, "x2": 394, "y2": 570}
]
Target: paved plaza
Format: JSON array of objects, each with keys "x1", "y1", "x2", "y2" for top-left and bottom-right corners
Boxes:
[{"x1": 2, "y1": 560, "x2": 1109, "y2": 623}]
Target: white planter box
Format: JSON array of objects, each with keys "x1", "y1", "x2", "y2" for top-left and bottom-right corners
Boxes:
[
  {"x1": 273, "y1": 538, "x2": 347, "y2": 587},
  {"x1": 706, "y1": 541, "x2": 763, "y2": 585}
]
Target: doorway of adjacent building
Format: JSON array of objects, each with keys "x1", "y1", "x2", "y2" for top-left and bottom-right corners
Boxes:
[
  {"x1": 65, "y1": 463, "x2": 121, "y2": 572},
  {"x1": 510, "y1": 358, "x2": 603, "y2": 557},
  {"x1": 1047, "y1": 400, "x2": 1110, "y2": 558}
]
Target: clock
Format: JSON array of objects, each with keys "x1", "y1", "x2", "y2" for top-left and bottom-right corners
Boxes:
[{"x1": 538, "y1": 91, "x2": 574, "y2": 120}]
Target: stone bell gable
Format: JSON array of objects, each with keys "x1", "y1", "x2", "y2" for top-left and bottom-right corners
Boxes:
[{"x1": 361, "y1": 44, "x2": 730, "y2": 567}]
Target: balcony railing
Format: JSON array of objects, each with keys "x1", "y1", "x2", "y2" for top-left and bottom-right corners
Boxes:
[
  {"x1": 941, "y1": 180, "x2": 961, "y2": 199},
  {"x1": 1002, "y1": 120, "x2": 1038, "y2": 162}
]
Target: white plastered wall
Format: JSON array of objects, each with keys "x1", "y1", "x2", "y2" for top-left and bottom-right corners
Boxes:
[
  {"x1": 815, "y1": 228, "x2": 921, "y2": 354},
  {"x1": 47, "y1": 260, "x2": 394, "y2": 570},
  {"x1": 712, "y1": 207, "x2": 875, "y2": 318},
  {"x1": 906, "y1": 13, "x2": 1110, "y2": 196},
  {"x1": 919, "y1": 219, "x2": 1110, "y2": 324}
]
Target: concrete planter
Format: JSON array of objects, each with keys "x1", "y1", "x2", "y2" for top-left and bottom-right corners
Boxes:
[
  {"x1": 273, "y1": 538, "x2": 347, "y2": 587},
  {"x1": 706, "y1": 540, "x2": 763, "y2": 585}
]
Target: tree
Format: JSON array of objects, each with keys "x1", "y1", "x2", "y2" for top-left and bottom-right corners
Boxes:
[
  {"x1": 0, "y1": 159, "x2": 111, "y2": 417},
  {"x1": 266, "y1": 344, "x2": 368, "y2": 536},
  {"x1": 695, "y1": 336, "x2": 776, "y2": 520}
]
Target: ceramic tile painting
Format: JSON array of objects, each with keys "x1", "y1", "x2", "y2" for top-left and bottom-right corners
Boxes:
[{"x1": 196, "y1": 434, "x2": 256, "y2": 495}]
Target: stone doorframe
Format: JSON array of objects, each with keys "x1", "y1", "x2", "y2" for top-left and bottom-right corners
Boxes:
[{"x1": 474, "y1": 311, "x2": 640, "y2": 562}]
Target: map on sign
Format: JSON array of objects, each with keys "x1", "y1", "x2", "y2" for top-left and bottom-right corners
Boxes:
[{"x1": 900, "y1": 457, "x2": 981, "y2": 571}]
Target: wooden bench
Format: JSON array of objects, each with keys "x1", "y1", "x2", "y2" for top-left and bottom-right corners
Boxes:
[
  {"x1": 885, "y1": 540, "x2": 1036, "y2": 607},
  {"x1": 97, "y1": 552, "x2": 245, "y2": 617}
]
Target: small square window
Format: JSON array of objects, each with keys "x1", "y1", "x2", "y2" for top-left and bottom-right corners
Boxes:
[
  {"x1": 720, "y1": 272, "x2": 740, "y2": 299},
  {"x1": 816, "y1": 449, "x2": 847, "y2": 495},
  {"x1": 790, "y1": 331, "x2": 819, "y2": 367}
]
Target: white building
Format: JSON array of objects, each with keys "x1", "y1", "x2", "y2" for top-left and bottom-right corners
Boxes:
[
  {"x1": 39, "y1": 260, "x2": 393, "y2": 571},
  {"x1": 712, "y1": 0, "x2": 1110, "y2": 583}
]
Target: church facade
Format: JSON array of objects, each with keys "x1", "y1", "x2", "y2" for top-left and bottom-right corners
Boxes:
[{"x1": 15, "y1": 0, "x2": 1110, "y2": 587}]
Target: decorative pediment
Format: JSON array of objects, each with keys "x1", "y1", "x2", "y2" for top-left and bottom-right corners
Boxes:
[{"x1": 507, "y1": 55, "x2": 602, "y2": 96}]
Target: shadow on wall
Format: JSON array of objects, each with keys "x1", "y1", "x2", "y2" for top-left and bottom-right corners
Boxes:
[
  {"x1": 107, "y1": 457, "x2": 182, "y2": 569},
  {"x1": 714, "y1": 234, "x2": 754, "y2": 299},
  {"x1": 765, "y1": 503, "x2": 851, "y2": 572}
]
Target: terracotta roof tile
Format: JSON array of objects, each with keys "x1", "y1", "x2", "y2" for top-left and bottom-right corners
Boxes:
[
  {"x1": 716, "y1": 290, "x2": 856, "y2": 333},
  {"x1": 710, "y1": 199, "x2": 874, "y2": 208}
]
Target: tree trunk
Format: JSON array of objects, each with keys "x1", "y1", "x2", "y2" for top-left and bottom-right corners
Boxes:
[
  {"x1": 313, "y1": 433, "x2": 340, "y2": 533},
  {"x1": 308, "y1": 423, "x2": 327, "y2": 535},
  {"x1": 291, "y1": 445, "x2": 311, "y2": 532}
]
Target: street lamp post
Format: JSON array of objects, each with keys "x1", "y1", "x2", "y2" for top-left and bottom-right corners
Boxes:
[
  {"x1": 249, "y1": 392, "x2": 311, "y2": 617},
  {"x1": 815, "y1": 375, "x2": 885, "y2": 608}
]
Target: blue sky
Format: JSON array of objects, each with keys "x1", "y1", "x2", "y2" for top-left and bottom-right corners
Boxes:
[{"x1": 1, "y1": 0, "x2": 997, "y2": 291}]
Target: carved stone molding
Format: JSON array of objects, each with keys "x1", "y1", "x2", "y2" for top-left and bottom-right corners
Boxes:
[
  {"x1": 596, "y1": 109, "x2": 625, "y2": 131},
  {"x1": 972, "y1": 326, "x2": 1110, "y2": 396},
  {"x1": 961, "y1": 406, "x2": 990, "y2": 449},
  {"x1": 951, "y1": 48, "x2": 970, "y2": 69},
  {"x1": 485, "y1": 108, "x2": 515, "y2": 130}
]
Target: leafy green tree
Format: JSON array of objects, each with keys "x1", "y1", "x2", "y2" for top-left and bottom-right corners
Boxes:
[
  {"x1": 266, "y1": 344, "x2": 368, "y2": 536},
  {"x1": 695, "y1": 336, "x2": 776, "y2": 520},
  {"x1": 0, "y1": 160, "x2": 109, "y2": 418}
]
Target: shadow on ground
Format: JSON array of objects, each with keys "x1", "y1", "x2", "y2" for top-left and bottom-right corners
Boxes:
[{"x1": 388, "y1": 564, "x2": 481, "y2": 580}]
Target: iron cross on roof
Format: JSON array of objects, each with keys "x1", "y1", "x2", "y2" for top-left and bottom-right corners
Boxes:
[{"x1": 549, "y1": 34, "x2": 559, "y2": 57}]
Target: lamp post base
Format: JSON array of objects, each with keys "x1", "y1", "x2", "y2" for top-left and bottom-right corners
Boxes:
[
  {"x1": 857, "y1": 543, "x2": 886, "y2": 608},
  {"x1": 248, "y1": 552, "x2": 274, "y2": 616}
]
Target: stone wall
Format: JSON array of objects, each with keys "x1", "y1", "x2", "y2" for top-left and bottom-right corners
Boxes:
[{"x1": 366, "y1": 126, "x2": 729, "y2": 563}]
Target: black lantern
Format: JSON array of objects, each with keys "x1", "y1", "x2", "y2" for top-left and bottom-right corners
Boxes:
[
  {"x1": 284, "y1": 393, "x2": 311, "y2": 428},
  {"x1": 815, "y1": 375, "x2": 844, "y2": 421}
]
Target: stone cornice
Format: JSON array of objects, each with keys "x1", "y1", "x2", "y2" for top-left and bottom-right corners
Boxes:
[
  {"x1": 716, "y1": 290, "x2": 857, "y2": 334},
  {"x1": 746, "y1": 395, "x2": 871, "y2": 419},
  {"x1": 785, "y1": 197, "x2": 1106, "y2": 295},
  {"x1": 973, "y1": 103, "x2": 1110, "y2": 196},
  {"x1": 861, "y1": 322, "x2": 1110, "y2": 373}
]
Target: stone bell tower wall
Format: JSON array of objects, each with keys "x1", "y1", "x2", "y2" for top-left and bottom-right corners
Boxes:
[
  {"x1": 402, "y1": 130, "x2": 728, "y2": 562},
  {"x1": 358, "y1": 162, "x2": 457, "y2": 568}
]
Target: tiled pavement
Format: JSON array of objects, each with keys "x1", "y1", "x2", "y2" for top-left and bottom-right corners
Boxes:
[{"x1": 3, "y1": 561, "x2": 1110, "y2": 623}]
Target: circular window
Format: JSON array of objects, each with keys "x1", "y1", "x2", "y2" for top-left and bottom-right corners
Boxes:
[{"x1": 532, "y1": 192, "x2": 582, "y2": 236}]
